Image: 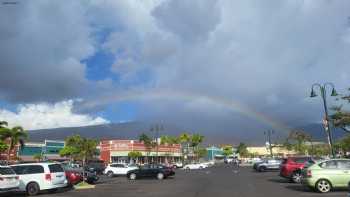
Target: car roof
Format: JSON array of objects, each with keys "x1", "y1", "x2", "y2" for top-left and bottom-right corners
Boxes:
[{"x1": 10, "y1": 162, "x2": 58, "y2": 166}]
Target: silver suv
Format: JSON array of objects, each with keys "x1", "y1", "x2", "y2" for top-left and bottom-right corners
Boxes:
[{"x1": 254, "y1": 159, "x2": 281, "y2": 172}]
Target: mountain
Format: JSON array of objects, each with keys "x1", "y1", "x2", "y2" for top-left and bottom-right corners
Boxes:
[
  {"x1": 27, "y1": 122, "x2": 348, "y2": 146},
  {"x1": 297, "y1": 123, "x2": 347, "y2": 142},
  {"x1": 28, "y1": 122, "x2": 182, "y2": 142},
  {"x1": 27, "y1": 121, "x2": 266, "y2": 145}
]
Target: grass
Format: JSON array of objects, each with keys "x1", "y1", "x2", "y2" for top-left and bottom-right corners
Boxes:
[{"x1": 74, "y1": 181, "x2": 96, "y2": 190}]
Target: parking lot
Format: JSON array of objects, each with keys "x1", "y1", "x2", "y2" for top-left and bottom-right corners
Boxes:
[{"x1": 4, "y1": 164, "x2": 348, "y2": 197}]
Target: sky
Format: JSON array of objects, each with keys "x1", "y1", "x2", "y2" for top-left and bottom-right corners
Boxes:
[{"x1": 0, "y1": 0, "x2": 350, "y2": 140}]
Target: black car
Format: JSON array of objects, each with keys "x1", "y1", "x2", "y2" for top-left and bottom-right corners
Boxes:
[
  {"x1": 85, "y1": 160, "x2": 106, "y2": 174},
  {"x1": 84, "y1": 170, "x2": 99, "y2": 184},
  {"x1": 126, "y1": 164, "x2": 175, "y2": 180}
]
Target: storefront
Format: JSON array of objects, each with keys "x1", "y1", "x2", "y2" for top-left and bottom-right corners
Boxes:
[
  {"x1": 206, "y1": 146, "x2": 224, "y2": 161},
  {"x1": 100, "y1": 140, "x2": 182, "y2": 164},
  {"x1": 19, "y1": 140, "x2": 67, "y2": 161}
]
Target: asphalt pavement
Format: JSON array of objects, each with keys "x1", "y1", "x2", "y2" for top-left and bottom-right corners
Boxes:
[{"x1": 4, "y1": 164, "x2": 349, "y2": 197}]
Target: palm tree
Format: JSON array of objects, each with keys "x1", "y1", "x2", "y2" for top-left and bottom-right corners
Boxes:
[
  {"x1": 139, "y1": 133, "x2": 154, "y2": 163},
  {"x1": 168, "y1": 136, "x2": 180, "y2": 163},
  {"x1": 0, "y1": 126, "x2": 27, "y2": 162},
  {"x1": 0, "y1": 121, "x2": 9, "y2": 155},
  {"x1": 0, "y1": 121, "x2": 8, "y2": 128},
  {"x1": 179, "y1": 133, "x2": 192, "y2": 162},
  {"x1": 190, "y1": 134, "x2": 205, "y2": 161}
]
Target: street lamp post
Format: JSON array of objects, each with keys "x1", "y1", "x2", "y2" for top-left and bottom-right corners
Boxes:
[
  {"x1": 264, "y1": 130, "x2": 274, "y2": 158},
  {"x1": 310, "y1": 83, "x2": 338, "y2": 158},
  {"x1": 151, "y1": 124, "x2": 163, "y2": 164}
]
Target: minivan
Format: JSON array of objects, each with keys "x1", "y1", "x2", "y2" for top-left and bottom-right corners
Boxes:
[{"x1": 11, "y1": 163, "x2": 67, "y2": 196}]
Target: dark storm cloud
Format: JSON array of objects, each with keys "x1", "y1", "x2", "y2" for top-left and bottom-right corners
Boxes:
[
  {"x1": 2, "y1": 0, "x2": 350, "y2": 137},
  {"x1": 0, "y1": 0, "x2": 94, "y2": 103},
  {"x1": 93, "y1": 0, "x2": 350, "y2": 131}
]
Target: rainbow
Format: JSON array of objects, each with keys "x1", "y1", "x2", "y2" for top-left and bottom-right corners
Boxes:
[{"x1": 82, "y1": 89, "x2": 292, "y2": 133}]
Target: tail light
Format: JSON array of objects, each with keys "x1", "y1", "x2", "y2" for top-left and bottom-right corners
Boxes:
[
  {"x1": 15, "y1": 176, "x2": 19, "y2": 180},
  {"x1": 306, "y1": 170, "x2": 312, "y2": 178},
  {"x1": 45, "y1": 173, "x2": 52, "y2": 181},
  {"x1": 0, "y1": 177, "x2": 3, "y2": 181}
]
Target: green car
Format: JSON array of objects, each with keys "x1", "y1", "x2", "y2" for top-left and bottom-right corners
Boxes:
[{"x1": 302, "y1": 159, "x2": 350, "y2": 193}]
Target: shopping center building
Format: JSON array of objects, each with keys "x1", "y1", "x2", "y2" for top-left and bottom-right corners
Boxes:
[
  {"x1": 19, "y1": 140, "x2": 66, "y2": 161},
  {"x1": 100, "y1": 139, "x2": 182, "y2": 164}
]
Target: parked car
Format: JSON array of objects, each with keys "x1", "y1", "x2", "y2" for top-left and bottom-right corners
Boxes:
[
  {"x1": 61, "y1": 163, "x2": 82, "y2": 185},
  {"x1": 104, "y1": 163, "x2": 138, "y2": 177},
  {"x1": 202, "y1": 161, "x2": 215, "y2": 167},
  {"x1": 246, "y1": 157, "x2": 263, "y2": 164},
  {"x1": 279, "y1": 157, "x2": 314, "y2": 183},
  {"x1": 83, "y1": 170, "x2": 99, "y2": 184},
  {"x1": 224, "y1": 156, "x2": 234, "y2": 164},
  {"x1": 61, "y1": 163, "x2": 99, "y2": 185},
  {"x1": 302, "y1": 159, "x2": 350, "y2": 193},
  {"x1": 0, "y1": 165, "x2": 20, "y2": 193},
  {"x1": 126, "y1": 164, "x2": 175, "y2": 180},
  {"x1": 85, "y1": 160, "x2": 106, "y2": 174},
  {"x1": 183, "y1": 163, "x2": 207, "y2": 170},
  {"x1": 254, "y1": 159, "x2": 281, "y2": 172},
  {"x1": 10, "y1": 163, "x2": 67, "y2": 196},
  {"x1": 172, "y1": 162, "x2": 183, "y2": 169}
]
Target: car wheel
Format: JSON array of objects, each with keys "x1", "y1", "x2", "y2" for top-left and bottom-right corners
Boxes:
[
  {"x1": 292, "y1": 171, "x2": 302, "y2": 183},
  {"x1": 258, "y1": 166, "x2": 266, "y2": 172},
  {"x1": 107, "y1": 171, "x2": 114, "y2": 178},
  {"x1": 129, "y1": 173, "x2": 137, "y2": 180},
  {"x1": 316, "y1": 179, "x2": 332, "y2": 193},
  {"x1": 157, "y1": 173, "x2": 164, "y2": 180},
  {"x1": 186, "y1": 167, "x2": 190, "y2": 171},
  {"x1": 26, "y1": 182, "x2": 40, "y2": 196}
]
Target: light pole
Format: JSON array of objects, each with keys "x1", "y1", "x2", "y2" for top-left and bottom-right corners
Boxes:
[
  {"x1": 264, "y1": 130, "x2": 274, "y2": 158},
  {"x1": 151, "y1": 124, "x2": 163, "y2": 163},
  {"x1": 310, "y1": 83, "x2": 338, "y2": 158}
]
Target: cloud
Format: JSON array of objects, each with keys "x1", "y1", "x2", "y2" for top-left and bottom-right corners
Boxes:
[
  {"x1": 0, "y1": 100, "x2": 109, "y2": 130},
  {"x1": 0, "y1": 0, "x2": 94, "y2": 102},
  {"x1": 90, "y1": 0, "x2": 350, "y2": 131},
  {"x1": 2, "y1": 0, "x2": 350, "y2": 137}
]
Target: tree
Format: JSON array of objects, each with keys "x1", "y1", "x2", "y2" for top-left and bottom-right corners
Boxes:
[
  {"x1": 222, "y1": 145, "x2": 233, "y2": 157},
  {"x1": 0, "y1": 141, "x2": 8, "y2": 153},
  {"x1": 190, "y1": 134, "x2": 205, "y2": 161},
  {"x1": 139, "y1": 133, "x2": 155, "y2": 163},
  {"x1": 160, "y1": 135, "x2": 170, "y2": 145},
  {"x1": 284, "y1": 130, "x2": 312, "y2": 155},
  {"x1": 331, "y1": 89, "x2": 350, "y2": 132},
  {"x1": 236, "y1": 142, "x2": 249, "y2": 158},
  {"x1": 0, "y1": 125, "x2": 27, "y2": 161},
  {"x1": 59, "y1": 135, "x2": 98, "y2": 183},
  {"x1": 194, "y1": 147, "x2": 207, "y2": 159},
  {"x1": 334, "y1": 134, "x2": 350, "y2": 154},
  {"x1": 33, "y1": 153, "x2": 44, "y2": 162},
  {"x1": 128, "y1": 151, "x2": 142, "y2": 163},
  {"x1": 307, "y1": 144, "x2": 329, "y2": 157}
]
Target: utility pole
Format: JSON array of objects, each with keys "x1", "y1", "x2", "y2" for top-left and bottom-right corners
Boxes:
[
  {"x1": 264, "y1": 130, "x2": 274, "y2": 158},
  {"x1": 151, "y1": 124, "x2": 163, "y2": 164}
]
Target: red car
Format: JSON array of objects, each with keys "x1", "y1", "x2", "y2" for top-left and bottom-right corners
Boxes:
[
  {"x1": 279, "y1": 157, "x2": 314, "y2": 183},
  {"x1": 65, "y1": 169, "x2": 83, "y2": 186}
]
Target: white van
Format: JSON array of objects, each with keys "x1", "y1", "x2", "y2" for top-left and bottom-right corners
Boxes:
[
  {"x1": 10, "y1": 163, "x2": 67, "y2": 196},
  {"x1": 0, "y1": 166, "x2": 20, "y2": 193}
]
